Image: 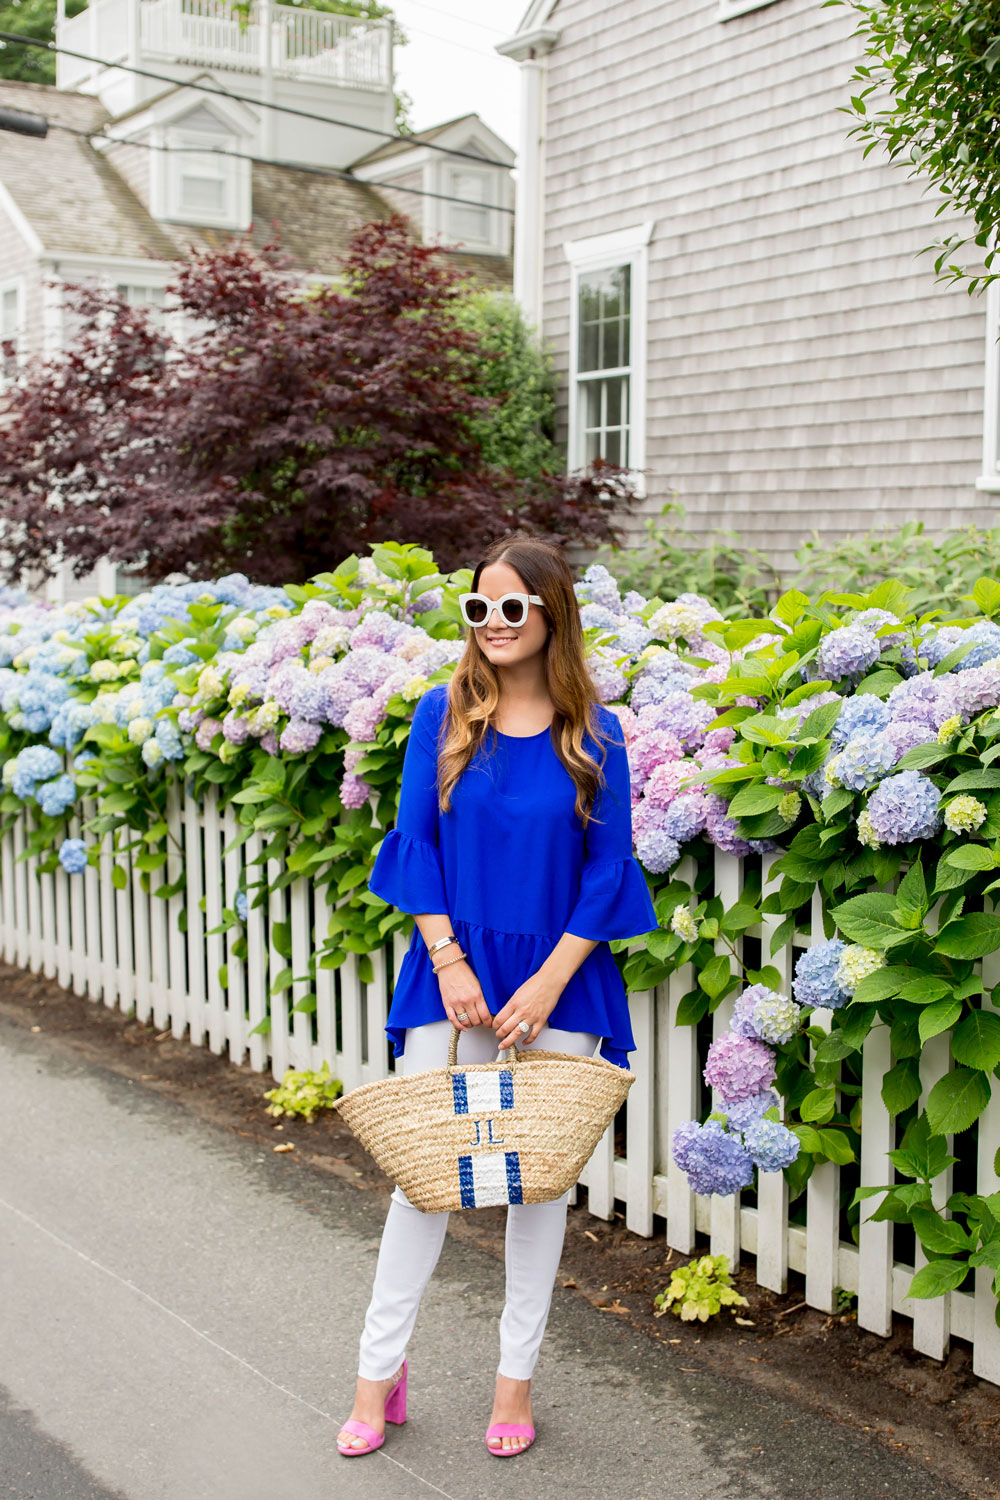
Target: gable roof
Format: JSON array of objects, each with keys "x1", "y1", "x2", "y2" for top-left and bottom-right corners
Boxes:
[
  {"x1": 349, "y1": 113, "x2": 513, "y2": 169},
  {"x1": 0, "y1": 80, "x2": 511, "y2": 286}
]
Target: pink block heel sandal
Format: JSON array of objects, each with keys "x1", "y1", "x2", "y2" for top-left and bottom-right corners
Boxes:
[
  {"x1": 336, "y1": 1359, "x2": 408, "y2": 1457},
  {"x1": 485, "y1": 1421, "x2": 536, "y2": 1457}
]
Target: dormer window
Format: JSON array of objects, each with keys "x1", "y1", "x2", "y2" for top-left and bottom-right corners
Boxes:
[
  {"x1": 446, "y1": 168, "x2": 493, "y2": 246},
  {"x1": 165, "y1": 112, "x2": 242, "y2": 226}
]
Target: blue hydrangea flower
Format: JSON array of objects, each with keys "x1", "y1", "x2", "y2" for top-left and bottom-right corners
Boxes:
[
  {"x1": 816, "y1": 624, "x2": 881, "y2": 682},
  {"x1": 867, "y1": 769, "x2": 943, "y2": 845},
  {"x1": 57, "y1": 837, "x2": 89, "y2": 874},
  {"x1": 672, "y1": 1119, "x2": 755, "y2": 1196},
  {"x1": 36, "y1": 774, "x2": 77, "y2": 818},
  {"x1": 832, "y1": 694, "x2": 892, "y2": 747},
  {"x1": 793, "y1": 938, "x2": 850, "y2": 1009},
  {"x1": 742, "y1": 1118, "x2": 800, "y2": 1172},
  {"x1": 832, "y1": 731, "x2": 898, "y2": 792},
  {"x1": 950, "y1": 621, "x2": 1000, "y2": 672},
  {"x1": 235, "y1": 890, "x2": 248, "y2": 922},
  {"x1": 725, "y1": 1089, "x2": 781, "y2": 1133}
]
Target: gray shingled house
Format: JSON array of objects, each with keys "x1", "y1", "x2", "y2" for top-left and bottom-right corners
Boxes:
[{"x1": 497, "y1": 0, "x2": 998, "y2": 566}]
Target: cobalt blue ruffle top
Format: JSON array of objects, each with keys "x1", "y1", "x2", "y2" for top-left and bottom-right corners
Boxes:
[{"x1": 368, "y1": 683, "x2": 658, "y2": 1069}]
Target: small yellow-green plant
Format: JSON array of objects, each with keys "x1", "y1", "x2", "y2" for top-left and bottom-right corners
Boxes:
[
  {"x1": 263, "y1": 1061, "x2": 343, "y2": 1121},
  {"x1": 653, "y1": 1254, "x2": 749, "y2": 1323}
]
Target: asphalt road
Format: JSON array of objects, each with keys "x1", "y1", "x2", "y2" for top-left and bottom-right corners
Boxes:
[{"x1": 0, "y1": 1011, "x2": 970, "y2": 1500}]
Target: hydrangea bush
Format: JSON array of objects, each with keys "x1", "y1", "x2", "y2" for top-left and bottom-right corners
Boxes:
[{"x1": 3, "y1": 553, "x2": 1000, "y2": 1312}]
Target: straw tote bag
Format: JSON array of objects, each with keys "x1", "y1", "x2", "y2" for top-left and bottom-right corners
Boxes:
[{"x1": 334, "y1": 1023, "x2": 635, "y2": 1213}]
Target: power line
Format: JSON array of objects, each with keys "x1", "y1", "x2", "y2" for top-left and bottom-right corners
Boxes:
[
  {"x1": 45, "y1": 118, "x2": 513, "y2": 217},
  {"x1": 400, "y1": 1, "x2": 509, "y2": 37},
  {"x1": 0, "y1": 27, "x2": 512, "y2": 168}
]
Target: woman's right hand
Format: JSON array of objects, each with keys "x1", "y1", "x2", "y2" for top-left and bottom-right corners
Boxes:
[{"x1": 434, "y1": 957, "x2": 492, "y2": 1030}]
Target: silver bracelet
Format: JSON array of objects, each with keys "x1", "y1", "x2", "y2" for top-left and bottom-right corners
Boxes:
[{"x1": 427, "y1": 933, "x2": 459, "y2": 955}]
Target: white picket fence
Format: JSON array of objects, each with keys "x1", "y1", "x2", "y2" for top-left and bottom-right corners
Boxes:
[{"x1": 3, "y1": 790, "x2": 999, "y2": 1384}]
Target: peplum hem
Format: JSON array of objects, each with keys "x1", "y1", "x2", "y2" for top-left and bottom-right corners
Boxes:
[
  {"x1": 564, "y1": 857, "x2": 658, "y2": 942},
  {"x1": 385, "y1": 915, "x2": 636, "y2": 1072},
  {"x1": 368, "y1": 828, "x2": 448, "y2": 916}
]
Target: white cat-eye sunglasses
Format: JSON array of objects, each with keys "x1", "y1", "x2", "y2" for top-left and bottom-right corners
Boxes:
[{"x1": 458, "y1": 592, "x2": 545, "y2": 629}]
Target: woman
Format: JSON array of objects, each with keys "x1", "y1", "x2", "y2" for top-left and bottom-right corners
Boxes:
[{"x1": 336, "y1": 537, "x2": 657, "y2": 1460}]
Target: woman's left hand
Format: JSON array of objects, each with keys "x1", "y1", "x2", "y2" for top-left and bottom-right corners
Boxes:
[{"x1": 492, "y1": 972, "x2": 563, "y2": 1050}]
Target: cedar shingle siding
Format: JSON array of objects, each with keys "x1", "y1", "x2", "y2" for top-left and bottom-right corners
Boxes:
[{"x1": 539, "y1": 0, "x2": 989, "y2": 564}]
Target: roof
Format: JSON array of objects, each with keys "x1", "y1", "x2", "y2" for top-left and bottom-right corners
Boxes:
[
  {"x1": 350, "y1": 113, "x2": 486, "y2": 168},
  {"x1": 0, "y1": 81, "x2": 511, "y2": 285}
]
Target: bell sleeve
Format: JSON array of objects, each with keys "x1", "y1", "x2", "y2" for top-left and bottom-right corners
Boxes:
[
  {"x1": 368, "y1": 690, "x2": 450, "y2": 916},
  {"x1": 565, "y1": 722, "x2": 658, "y2": 942}
]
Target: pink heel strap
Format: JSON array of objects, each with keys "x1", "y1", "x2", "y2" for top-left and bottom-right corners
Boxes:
[
  {"x1": 337, "y1": 1417, "x2": 383, "y2": 1453},
  {"x1": 485, "y1": 1421, "x2": 535, "y2": 1455}
]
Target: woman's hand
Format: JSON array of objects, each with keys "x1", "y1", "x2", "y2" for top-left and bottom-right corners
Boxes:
[
  {"x1": 492, "y1": 971, "x2": 563, "y2": 1050},
  {"x1": 434, "y1": 957, "x2": 492, "y2": 1030}
]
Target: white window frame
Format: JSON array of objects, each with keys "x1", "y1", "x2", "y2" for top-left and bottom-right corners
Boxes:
[
  {"x1": 978, "y1": 280, "x2": 1000, "y2": 493},
  {"x1": 164, "y1": 125, "x2": 245, "y2": 229},
  {"x1": 0, "y1": 275, "x2": 26, "y2": 386},
  {"x1": 564, "y1": 221, "x2": 652, "y2": 499},
  {"x1": 445, "y1": 165, "x2": 496, "y2": 250}
]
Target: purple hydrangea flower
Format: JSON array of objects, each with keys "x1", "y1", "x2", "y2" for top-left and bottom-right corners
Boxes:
[
  {"x1": 279, "y1": 718, "x2": 323, "y2": 755},
  {"x1": 633, "y1": 825, "x2": 681, "y2": 874},
  {"x1": 792, "y1": 938, "x2": 850, "y2": 1010},
  {"x1": 951, "y1": 660, "x2": 1000, "y2": 720},
  {"x1": 671, "y1": 1119, "x2": 755, "y2": 1196},
  {"x1": 662, "y1": 793, "x2": 709, "y2": 841},
  {"x1": 703, "y1": 794, "x2": 754, "y2": 857},
  {"x1": 880, "y1": 719, "x2": 938, "y2": 761},
  {"x1": 742, "y1": 1118, "x2": 800, "y2": 1172},
  {"x1": 704, "y1": 1033, "x2": 778, "y2": 1104},
  {"x1": 339, "y1": 771, "x2": 372, "y2": 810},
  {"x1": 866, "y1": 769, "x2": 943, "y2": 845},
  {"x1": 195, "y1": 717, "x2": 223, "y2": 751}
]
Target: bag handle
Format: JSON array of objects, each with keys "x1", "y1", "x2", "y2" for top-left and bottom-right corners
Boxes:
[{"x1": 447, "y1": 1023, "x2": 518, "y2": 1073}]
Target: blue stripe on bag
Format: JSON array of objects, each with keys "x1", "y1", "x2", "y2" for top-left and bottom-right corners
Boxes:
[
  {"x1": 505, "y1": 1151, "x2": 523, "y2": 1204},
  {"x1": 451, "y1": 1073, "x2": 468, "y2": 1115},
  {"x1": 458, "y1": 1154, "x2": 476, "y2": 1208},
  {"x1": 499, "y1": 1071, "x2": 514, "y2": 1110}
]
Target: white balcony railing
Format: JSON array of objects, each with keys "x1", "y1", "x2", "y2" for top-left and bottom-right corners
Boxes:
[{"x1": 57, "y1": 0, "x2": 392, "y2": 90}]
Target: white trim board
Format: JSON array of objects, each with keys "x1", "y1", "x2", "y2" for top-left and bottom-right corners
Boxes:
[
  {"x1": 563, "y1": 221, "x2": 653, "y2": 501},
  {"x1": 0, "y1": 180, "x2": 45, "y2": 257}
]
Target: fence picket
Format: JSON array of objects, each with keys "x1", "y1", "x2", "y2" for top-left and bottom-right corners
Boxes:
[
  {"x1": 82, "y1": 799, "x2": 101, "y2": 1000},
  {"x1": 974, "y1": 935, "x2": 1000, "y2": 1382},
  {"x1": 166, "y1": 781, "x2": 187, "y2": 1039},
  {"x1": 40, "y1": 841, "x2": 56, "y2": 980},
  {"x1": 26, "y1": 816, "x2": 42, "y2": 975},
  {"x1": 625, "y1": 978, "x2": 655, "y2": 1237},
  {"x1": 710, "y1": 848, "x2": 742, "y2": 1267},
  {"x1": 67, "y1": 812, "x2": 86, "y2": 997},
  {"x1": 757, "y1": 851, "x2": 791, "y2": 1292},
  {"x1": 244, "y1": 831, "x2": 268, "y2": 1073},
  {"x1": 804, "y1": 891, "x2": 839, "y2": 1314},
  {"x1": 202, "y1": 788, "x2": 226, "y2": 1055},
  {"x1": 858, "y1": 1025, "x2": 894, "y2": 1336},
  {"x1": 911, "y1": 1033, "x2": 952, "y2": 1361},
  {"x1": 183, "y1": 796, "x2": 206, "y2": 1046},
  {"x1": 1, "y1": 820, "x2": 15, "y2": 964},
  {"x1": 289, "y1": 877, "x2": 314, "y2": 1072},
  {"x1": 131, "y1": 837, "x2": 152, "y2": 1026},
  {"x1": 222, "y1": 806, "x2": 248, "y2": 1064},
  {"x1": 98, "y1": 823, "x2": 117, "y2": 1006},
  {"x1": 314, "y1": 884, "x2": 337, "y2": 1079}
]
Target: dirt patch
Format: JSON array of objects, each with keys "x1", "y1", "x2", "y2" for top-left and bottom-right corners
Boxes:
[{"x1": 2, "y1": 962, "x2": 998, "y2": 1498}]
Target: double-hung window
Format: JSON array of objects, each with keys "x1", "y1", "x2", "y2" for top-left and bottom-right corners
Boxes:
[
  {"x1": 564, "y1": 222, "x2": 652, "y2": 492},
  {"x1": 0, "y1": 278, "x2": 25, "y2": 385}
]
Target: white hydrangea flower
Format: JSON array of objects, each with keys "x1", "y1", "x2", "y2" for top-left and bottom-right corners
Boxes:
[
  {"x1": 944, "y1": 795, "x2": 987, "y2": 834},
  {"x1": 670, "y1": 904, "x2": 699, "y2": 942},
  {"x1": 835, "y1": 944, "x2": 884, "y2": 994},
  {"x1": 127, "y1": 717, "x2": 153, "y2": 744}
]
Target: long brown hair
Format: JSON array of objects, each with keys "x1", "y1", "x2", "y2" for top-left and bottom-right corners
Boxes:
[{"x1": 434, "y1": 537, "x2": 616, "y2": 828}]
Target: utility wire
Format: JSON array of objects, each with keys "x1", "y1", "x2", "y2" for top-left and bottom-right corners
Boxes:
[
  {"x1": 0, "y1": 27, "x2": 512, "y2": 167},
  {"x1": 44, "y1": 117, "x2": 513, "y2": 216}
]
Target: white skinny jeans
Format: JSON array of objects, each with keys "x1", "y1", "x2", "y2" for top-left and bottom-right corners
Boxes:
[{"x1": 356, "y1": 1018, "x2": 600, "y2": 1382}]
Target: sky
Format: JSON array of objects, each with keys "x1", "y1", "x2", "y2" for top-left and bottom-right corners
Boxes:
[{"x1": 388, "y1": 0, "x2": 527, "y2": 151}]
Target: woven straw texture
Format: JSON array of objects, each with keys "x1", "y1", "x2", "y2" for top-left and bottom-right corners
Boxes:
[{"x1": 334, "y1": 1027, "x2": 634, "y2": 1214}]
